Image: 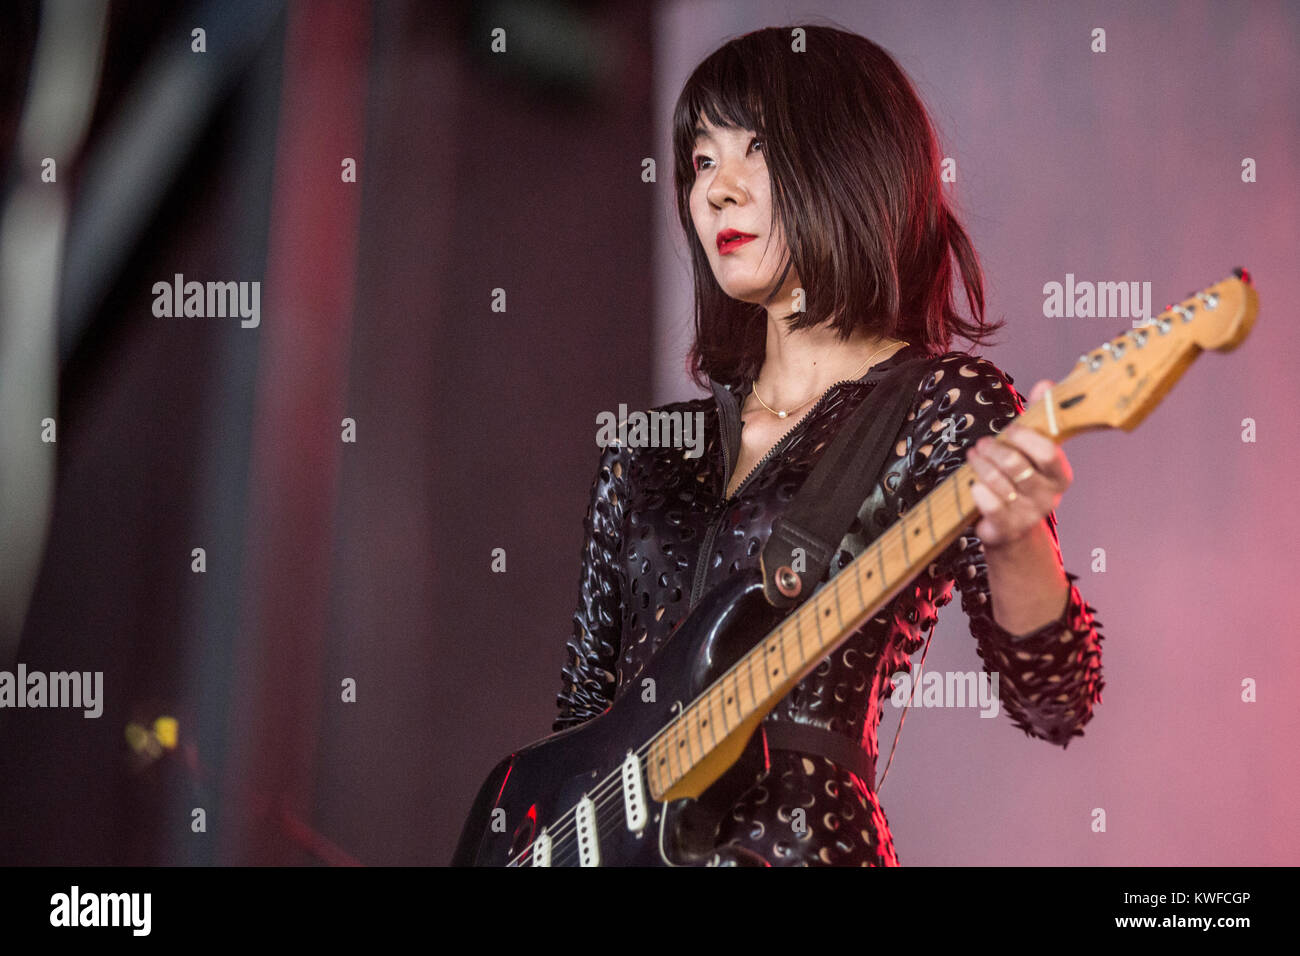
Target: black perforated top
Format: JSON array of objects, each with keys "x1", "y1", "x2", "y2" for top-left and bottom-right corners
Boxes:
[{"x1": 554, "y1": 344, "x2": 1105, "y2": 865}]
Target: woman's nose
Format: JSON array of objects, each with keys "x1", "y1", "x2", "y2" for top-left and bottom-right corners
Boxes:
[{"x1": 708, "y1": 165, "x2": 749, "y2": 207}]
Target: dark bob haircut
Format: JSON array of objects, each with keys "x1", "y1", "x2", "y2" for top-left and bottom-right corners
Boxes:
[{"x1": 672, "y1": 24, "x2": 1004, "y2": 389}]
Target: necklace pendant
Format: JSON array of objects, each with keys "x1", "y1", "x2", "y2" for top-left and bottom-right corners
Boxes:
[{"x1": 778, "y1": 410, "x2": 788, "y2": 419}]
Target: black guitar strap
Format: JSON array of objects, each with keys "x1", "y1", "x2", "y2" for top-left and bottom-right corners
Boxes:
[
  {"x1": 754, "y1": 347, "x2": 936, "y2": 793},
  {"x1": 758, "y1": 350, "x2": 934, "y2": 609}
]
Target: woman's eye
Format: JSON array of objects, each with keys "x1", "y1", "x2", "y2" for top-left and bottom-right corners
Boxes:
[{"x1": 693, "y1": 137, "x2": 763, "y2": 174}]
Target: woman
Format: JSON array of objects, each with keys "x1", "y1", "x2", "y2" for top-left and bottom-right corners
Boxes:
[{"x1": 554, "y1": 25, "x2": 1104, "y2": 866}]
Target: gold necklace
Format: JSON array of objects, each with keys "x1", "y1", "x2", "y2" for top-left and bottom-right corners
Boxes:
[{"x1": 751, "y1": 340, "x2": 905, "y2": 419}]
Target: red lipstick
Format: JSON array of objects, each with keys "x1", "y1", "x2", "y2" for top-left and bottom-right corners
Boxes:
[{"x1": 716, "y1": 229, "x2": 757, "y2": 254}]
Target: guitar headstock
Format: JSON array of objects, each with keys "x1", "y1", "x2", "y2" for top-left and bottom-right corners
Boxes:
[{"x1": 1028, "y1": 269, "x2": 1258, "y2": 439}]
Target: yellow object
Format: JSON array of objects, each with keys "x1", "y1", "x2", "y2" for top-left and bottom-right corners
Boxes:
[
  {"x1": 153, "y1": 716, "x2": 179, "y2": 750},
  {"x1": 124, "y1": 722, "x2": 149, "y2": 752}
]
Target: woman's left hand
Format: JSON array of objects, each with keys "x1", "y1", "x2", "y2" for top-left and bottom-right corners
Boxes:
[{"x1": 964, "y1": 379, "x2": 1073, "y2": 549}]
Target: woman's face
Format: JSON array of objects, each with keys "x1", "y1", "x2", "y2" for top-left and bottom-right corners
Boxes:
[{"x1": 689, "y1": 118, "x2": 797, "y2": 306}]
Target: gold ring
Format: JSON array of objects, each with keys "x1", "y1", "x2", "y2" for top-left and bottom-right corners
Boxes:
[{"x1": 1013, "y1": 466, "x2": 1034, "y2": 483}]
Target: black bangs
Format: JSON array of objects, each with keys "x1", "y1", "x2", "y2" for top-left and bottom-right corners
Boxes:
[{"x1": 671, "y1": 44, "x2": 769, "y2": 187}]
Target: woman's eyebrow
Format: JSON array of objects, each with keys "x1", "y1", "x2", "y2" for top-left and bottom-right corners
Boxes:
[{"x1": 693, "y1": 125, "x2": 751, "y2": 144}]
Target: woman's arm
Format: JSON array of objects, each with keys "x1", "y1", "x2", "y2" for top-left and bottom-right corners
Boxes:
[
  {"x1": 553, "y1": 442, "x2": 630, "y2": 733},
  {"x1": 966, "y1": 384, "x2": 1079, "y2": 636},
  {"x1": 981, "y1": 519, "x2": 1070, "y2": 637},
  {"x1": 939, "y1": 513, "x2": 1104, "y2": 748},
  {"x1": 913, "y1": 355, "x2": 1105, "y2": 748}
]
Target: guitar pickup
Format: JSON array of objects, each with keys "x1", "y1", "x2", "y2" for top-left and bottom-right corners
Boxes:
[
  {"x1": 622, "y1": 751, "x2": 648, "y2": 834},
  {"x1": 575, "y1": 795, "x2": 600, "y2": 867},
  {"x1": 530, "y1": 828, "x2": 552, "y2": 866}
]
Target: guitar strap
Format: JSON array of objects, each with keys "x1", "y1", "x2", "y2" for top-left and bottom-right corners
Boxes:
[
  {"x1": 753, "y1": 346, "x2": 935, "y2": 792},
  {"x1": 758, "y1": 349, "x2": 934, "y2": 609}
]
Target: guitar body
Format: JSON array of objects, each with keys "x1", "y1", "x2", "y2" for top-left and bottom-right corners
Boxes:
[{"x1": 452, "y1": 569, "x2": 785, "y2": 866}]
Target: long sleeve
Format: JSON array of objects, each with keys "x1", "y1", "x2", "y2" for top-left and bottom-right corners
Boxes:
[
  {"x1": 906, "y1": 354, "x2": 1105, "y2": 748},
  {"x1": 553, "y1": 441, "x2": 631, "y2": 733}
]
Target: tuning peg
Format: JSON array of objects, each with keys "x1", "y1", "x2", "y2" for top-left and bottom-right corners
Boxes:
[{"x1": 1234, "y1": 266, "x2": 1252, "y2": 285}]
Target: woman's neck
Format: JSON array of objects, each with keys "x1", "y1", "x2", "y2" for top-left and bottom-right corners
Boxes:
[{"x1": 752, "y1": 313, "x2": 906, "y2": 410}]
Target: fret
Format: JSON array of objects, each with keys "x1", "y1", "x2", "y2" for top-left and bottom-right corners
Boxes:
[
  {"x1": 665, "y1": 728, "x2": 681, "y2": 787},
  {"x1": 746, "y1": 653, "x2": 759, "y2": 714},
  {"x1": 854, "y1": 555, "x2": 866, "y2": 613},
  {"x1": 702, "y1": 687, "x2": 719, "y2": 749},
  {"x1": 707, "y1": 686, "x2": 728, "y2": 738},
  {"x1": 776, "y1": 622, "x2": 796, "y2": 682},
  {"x1": 763, "y1": 636, "x2": 781, "y2": 693},
  {"x1": 714, "y1": 677, "x2": 727, "y2": 732},
  {"x1": 686, "y1": 700, "x2": 701, "y2": 768},
  {"x1": 848, "y1": 572, "x2": 863, "y2": 616},
  {"x1": 854, "y1": 562, "x2": 870, "y2": 618},
  {"x1": 693, "y1": 701, "x2": 708, "y2": 762},
  {"x1": 875, "y1": 539, "x2": 887, "y2": 588},
  {"x1": 675, "y1": 720, "x2": 692, "y2": 782},
  {"x1": 760, "y1": 636, "x2": 775, "y2": 695},
  {"x1": 924, "y1": 495, "x2": 937, "y2": 544},
  {"x1": 790, "y1": 606, "x2": 800, "y2": 665},
  {"x1": 731, "y1": 670, "x2": 744, "y2": 724},
  {"x1": 899, "y1": 513, "x2": 910, "y2": 564}
]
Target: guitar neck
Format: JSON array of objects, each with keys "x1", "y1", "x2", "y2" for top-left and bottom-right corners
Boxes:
[{"x1": 647, "y1": 400, "x2": 1056, "y2": 801}]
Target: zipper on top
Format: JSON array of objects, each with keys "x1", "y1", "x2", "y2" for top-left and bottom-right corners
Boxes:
[{"x1": 687, "y1": 374, "x2": 880, "y2": 609}]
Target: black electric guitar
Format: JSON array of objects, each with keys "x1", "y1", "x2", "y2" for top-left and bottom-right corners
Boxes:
[{"x1": 452, "y1": 271, "x2": 1258, "y2": 866}]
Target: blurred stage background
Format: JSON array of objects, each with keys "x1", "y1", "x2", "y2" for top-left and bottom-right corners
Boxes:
[{"x1": 0, "y1": 0, "x2": 1296, "y2": 866}]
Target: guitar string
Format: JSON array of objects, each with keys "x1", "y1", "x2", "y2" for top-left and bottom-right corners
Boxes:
[
  {"x1": 509, "y1": 756, "x2": 639, "y2": 866},
  {"x1": 545, "y1": 788, "x2": 638, "y2": 868},
  {"x1": 507, "y1": 755, "x2": 637, "y2": 866},
  {"x1": 505, "y1": 750, "x2": 631, "y2": 865},
  {"x1": 508, "y1": 458, "x2": 985, "y2": 864}
]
